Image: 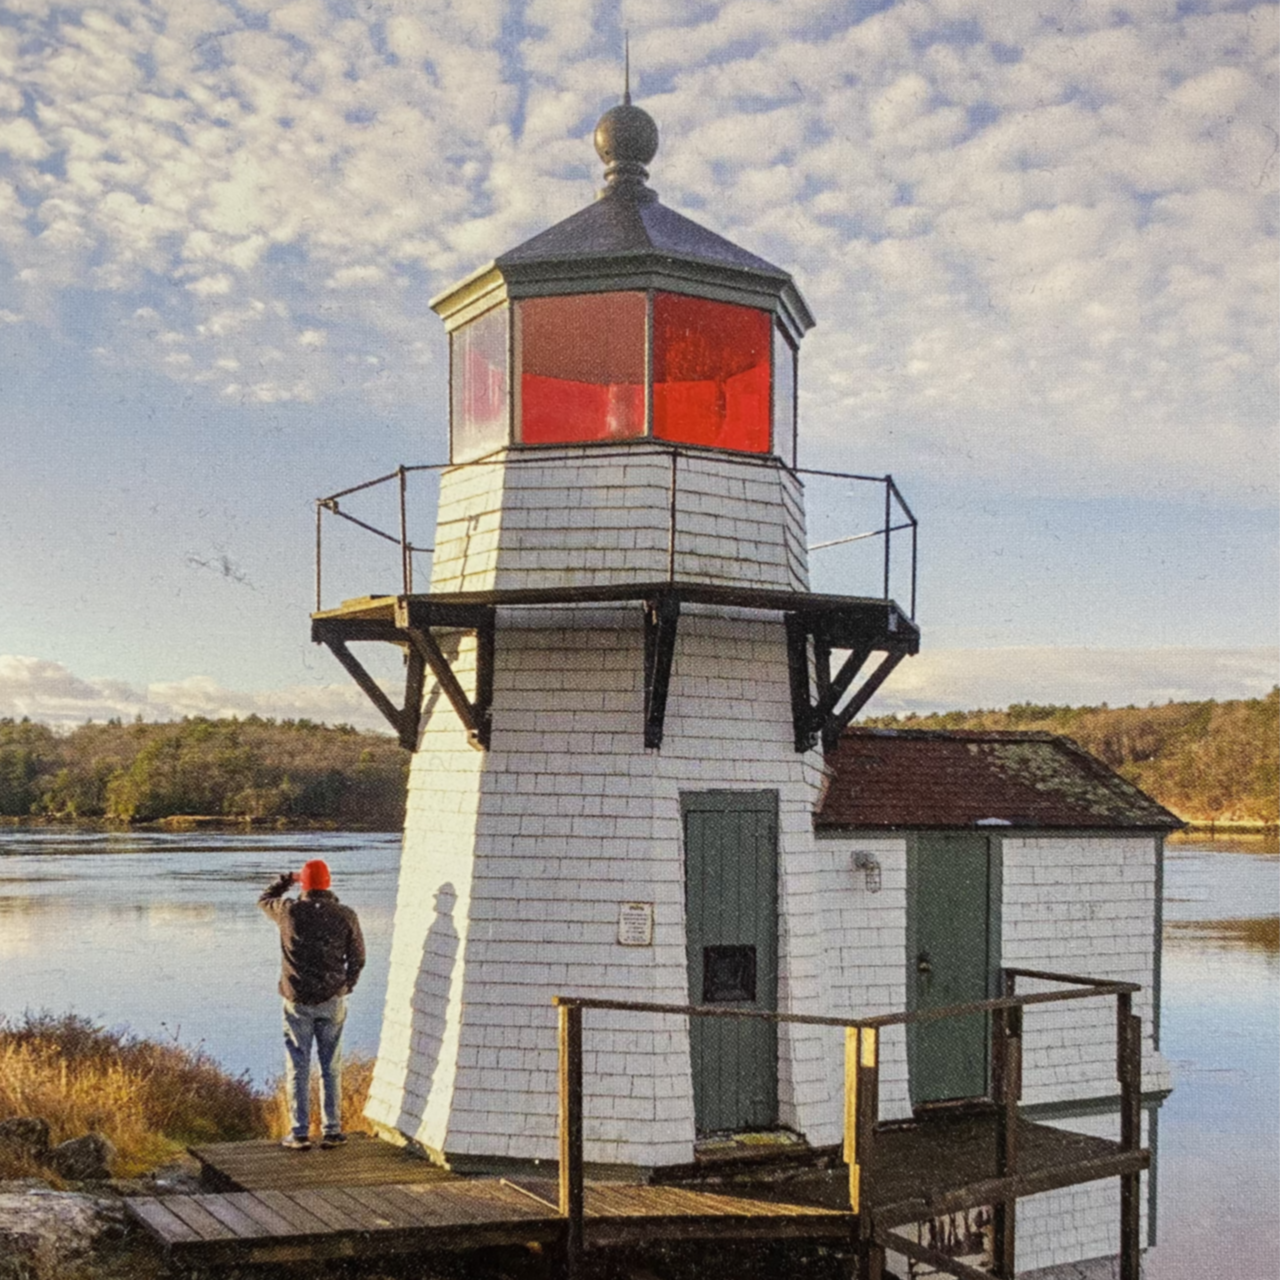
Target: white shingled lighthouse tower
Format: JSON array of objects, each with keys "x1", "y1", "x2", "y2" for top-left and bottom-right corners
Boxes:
[{"x1": 320, "y1": 92, "x2": 918, "y2": 1172}]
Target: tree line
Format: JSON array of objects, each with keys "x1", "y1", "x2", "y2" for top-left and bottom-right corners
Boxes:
[
  {"x1": 2, "y1": 690, "x2": 1275, "y2": 829},
  {"x1": 0, "y1": 716, "x2": 408, "y2": 828},
  {"x1": 864, "y1": 688, "x2": 1279, "y2": 828}
]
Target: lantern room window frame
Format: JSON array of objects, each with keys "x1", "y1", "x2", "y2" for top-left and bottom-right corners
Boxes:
[{"x1": 448, "y1": 288, "x2": 801, "y2": 468}]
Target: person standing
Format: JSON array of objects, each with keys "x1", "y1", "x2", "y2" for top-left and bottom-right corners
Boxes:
[{"x1": 259, "y1": 859, "x2": 365, "y2": 1151}]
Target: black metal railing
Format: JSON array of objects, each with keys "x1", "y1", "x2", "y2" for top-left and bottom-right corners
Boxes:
[{"x1": 313, "y1": 446, "x2": 918, "y2": 618}]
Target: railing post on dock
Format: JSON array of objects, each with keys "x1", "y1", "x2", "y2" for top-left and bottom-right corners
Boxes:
[
  {"x1": 992, "y1": 970, "x2": 1022, "y2": 1278},
  {"x1": 557, "y1": 1001, "x2": 584, "y2": 1279},
  {"x1": 1117, "y1": 993, "x2": 1143, "y2": 1280},
  {"x1": 846, "y1": 1026, "x2": 883, "y2": 1280}
]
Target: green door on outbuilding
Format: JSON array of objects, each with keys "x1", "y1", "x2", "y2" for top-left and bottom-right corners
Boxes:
[
  {"x1": 907, "y1": 832, "x2": 999, "y2": 1107},
  {"x1": 682, "y1": 791, "x2": 779, "y2": 1135}
]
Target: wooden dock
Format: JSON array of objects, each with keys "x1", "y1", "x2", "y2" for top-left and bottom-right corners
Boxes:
[
  {"x1": 126, "y1": 1114, "x2": 1142, "y2": 1272},
  {"x1": 127, "y1": 1170, "x2": 850, "y2": 1268}
]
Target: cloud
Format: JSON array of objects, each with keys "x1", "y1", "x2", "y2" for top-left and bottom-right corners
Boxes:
[
  {"x1": 0, "y1": 1, "x2": 1273, "y2": 494},
  {"x1": 867, "y1": 645, "x2": 1280, "y2": 716},
  {"x1": 4, "y1": 645, "x2": 1276, "y2": 736},
  {"x1": 0, "y1": 656, "x2": 391, "y2": 732}
]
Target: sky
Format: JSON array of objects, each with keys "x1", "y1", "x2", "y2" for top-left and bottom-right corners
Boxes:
[{"x1": 0, "y1": 0, "x2": 1276, "y2": 730}]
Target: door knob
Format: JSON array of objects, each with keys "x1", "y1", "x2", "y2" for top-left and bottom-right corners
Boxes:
[{"x1": 917, "y1": 952, "x2": 932, "y2": 976}]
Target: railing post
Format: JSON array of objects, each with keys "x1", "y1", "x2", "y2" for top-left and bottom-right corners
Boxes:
[
  {"x1": 558, "y1": 1002, "x2": 584, "y2": 1278},
  {"x1": 993, "y1": 970, "x2": 1021, "y2": 1278},
  {"x1": 909, "y1": 515, "x2": 918, "y2": 620},
  {"x1": 398, "y1": 465, "x2": 411, "y2": 595},
  {"x1": 846, "y1": 1026, "x2": 883, "y2": 1280},
  {"x1": 843, "y1": 1028, "x2": 858, "y2": 1210},
  {"x1": 314, "y1": 501, "x2": 324, "y2": 612},
  {"x1": 1117, "y1": 993, "x2": 1143, "y2": 1280},
  {"x1": 882, "y1": 477, "x2": 892, "y2": 600}
]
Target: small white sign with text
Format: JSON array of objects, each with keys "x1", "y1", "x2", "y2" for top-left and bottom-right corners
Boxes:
[{"x1": 617, "y1": 901, "x2": 654, "y2": 947}]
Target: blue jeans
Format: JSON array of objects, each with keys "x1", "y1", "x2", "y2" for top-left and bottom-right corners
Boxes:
[{"x1": 282, "y1": 995, "x2": 346, "y2": 1140}]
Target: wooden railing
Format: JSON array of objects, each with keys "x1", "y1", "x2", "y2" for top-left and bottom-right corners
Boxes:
[{"x1": 551, "y1": 967, "x2": 1145, "y2": 1280}]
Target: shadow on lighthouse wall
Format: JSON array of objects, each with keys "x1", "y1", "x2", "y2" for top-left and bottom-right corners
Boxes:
[{"x1": 394, "y1": 880, "x2": 460, "y2": 1141}]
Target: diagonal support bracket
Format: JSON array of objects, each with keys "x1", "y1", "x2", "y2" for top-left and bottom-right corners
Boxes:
[
  {"x1": 786, "y1": 607, "x2": 916, "y2": 754},
  {"x1": 397, "y1": 599, "x2": 494, "y2": 750},
  {"x1": 316, "y1": 631, "x2": 425, "y2": 751},
  {"x1": 643, "y1": 594, "x2": 680, "y2": 750},
  {"x1": 312, "y1": 603, "x2": 495, "y2": 751}
]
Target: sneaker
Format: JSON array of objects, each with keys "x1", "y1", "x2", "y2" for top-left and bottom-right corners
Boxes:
[
  {"x1": 280, "y1": 1135, "x2": 312, "y2": 1151},
  {"x1": 320, "y1": 1132, "x2": 347, "y2": 1149}
]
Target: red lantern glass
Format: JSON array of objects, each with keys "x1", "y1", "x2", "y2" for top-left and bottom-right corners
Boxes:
[
  {"x1": 518, "y1": 292, "x2": 646, "y2": 444},
  {"x1": 652, "y1": 293, "x2": 771, "y2": 452}
]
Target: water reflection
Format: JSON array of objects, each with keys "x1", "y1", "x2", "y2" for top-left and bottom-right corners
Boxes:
[
  {"x1": 1146, "y1": 843, "x2": 1279, "y2": 1279},
  {"x1": 1165, "y1": 916, "x2": 1279, "y2": 954},
  {"x1": 0, "y1": 830, "x2": 400, "y2": 1084}
]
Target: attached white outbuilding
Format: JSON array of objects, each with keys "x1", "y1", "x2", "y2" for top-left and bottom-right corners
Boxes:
[{"x1": 813, "y1": 727, "x2": 1179, "y2": 1276}]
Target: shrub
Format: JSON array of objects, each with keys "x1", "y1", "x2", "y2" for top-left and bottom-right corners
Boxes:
[{"x1": 0, "y1": 1012, "x2": 267, "y2": 1179}]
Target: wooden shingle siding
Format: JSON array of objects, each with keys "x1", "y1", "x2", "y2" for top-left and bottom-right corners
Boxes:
[
  {"x1": 367, "y1": 609, "x2": 836, "y2": 1169},
  {"x1": 428, "y1": 445, "x2": 809, "y2": 596}
]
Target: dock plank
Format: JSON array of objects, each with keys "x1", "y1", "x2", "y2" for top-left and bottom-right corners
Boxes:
[
  {"x1": 199, "y1": 1194, "x2": 275, "y2": 1239},
  {"x1": 340, "y1": 1184, "x2": 424, "y2": 1228},
  {"x1": 228, "y1": 1193, "x2": 302, "y2": 1237},
  {"x1": 127, "y1": 1198, "x2": 203, "y2": 1246},
  {"x1": 308, "y1": 1186, "x2": 395, "y2": 1232},
  {"x1": 288, "y1": 1187, "x2": 372, "y2": 1234},
  {"x1": 252, "y1": 1189, "x2": 334, "y2": 1234},
  {"x1": 161, "y1": 1196, "x2": 242, "y2": 1242}
]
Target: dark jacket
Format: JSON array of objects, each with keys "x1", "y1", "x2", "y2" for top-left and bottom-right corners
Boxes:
[{"x1": 259, "y1": 874, "x2": 366, "y2": 1006}]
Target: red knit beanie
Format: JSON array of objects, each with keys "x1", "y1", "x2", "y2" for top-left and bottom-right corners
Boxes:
[{"x1": 299, "y1": 860, "x2": 331, "y2": 891}]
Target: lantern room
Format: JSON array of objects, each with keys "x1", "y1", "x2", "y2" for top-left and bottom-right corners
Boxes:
[{"x1": 434, "y1": 97, "x2": 809, "y2": 467}]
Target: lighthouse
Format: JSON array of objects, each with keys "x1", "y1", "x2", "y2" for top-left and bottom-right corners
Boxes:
[{"x1": 314, "y1": 94, "x2": 919, "y2": 1173}]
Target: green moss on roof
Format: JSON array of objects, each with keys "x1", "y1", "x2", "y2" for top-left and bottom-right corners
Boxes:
[{"x1": 976, "y1": 737, "x2": 1174, "y2": 825}]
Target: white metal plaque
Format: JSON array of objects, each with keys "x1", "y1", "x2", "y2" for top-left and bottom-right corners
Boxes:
[{"x1": 617, "y1": 901, "x2": 654, "y2": 947}]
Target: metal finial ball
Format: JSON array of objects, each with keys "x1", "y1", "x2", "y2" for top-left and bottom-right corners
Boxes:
[{"x1": 594, "y1": 102, "x2": 659, "y2": 169}]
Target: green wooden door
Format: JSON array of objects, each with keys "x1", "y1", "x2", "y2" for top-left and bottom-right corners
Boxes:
[
  {"x1": 908, "y1": 833, "x2": 996, "y2": 1107},
  {"x1": 683, "y1": 791, "x2": 779, "y2": 1135}
]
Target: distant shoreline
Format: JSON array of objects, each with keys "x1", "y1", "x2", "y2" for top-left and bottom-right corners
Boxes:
[
  {"x1": 1, "y1": 813, "x2": 1272, "y2": 837},
  {"x1": 0, "y1": 814, "x2": 401, "y2": 834}
]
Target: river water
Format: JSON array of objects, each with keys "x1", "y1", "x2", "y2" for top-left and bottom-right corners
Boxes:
[
  {"x1": 0, "y1": 830, "x2": 401, "y2": 1085},
  {"x1": 0, "y1": 828, "x2": 1274, "y2": 1274}
]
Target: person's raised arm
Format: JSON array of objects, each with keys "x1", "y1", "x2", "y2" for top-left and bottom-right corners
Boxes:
[{"x1": 258, "y1": 871, "x2": 297, "y2": 918}]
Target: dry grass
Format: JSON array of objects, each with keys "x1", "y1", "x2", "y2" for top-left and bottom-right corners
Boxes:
[
  {"x1": 264, "y1": 1052, "x2": 376, "y2": 1140},
  {"x1": 0, "y1": 1012, "x2": 266, "y2": 1179}
]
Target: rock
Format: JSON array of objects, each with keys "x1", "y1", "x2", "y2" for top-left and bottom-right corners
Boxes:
[
  {"x1": 0, "y1": 1118, "x2": 50, "y2": 1162},
  {"x1": 0, "y1": 1189, "x2": 115, "y2": 1279},
  {"x1": 45, "y1": 1134, "x2": 115, "y2": 1182}
]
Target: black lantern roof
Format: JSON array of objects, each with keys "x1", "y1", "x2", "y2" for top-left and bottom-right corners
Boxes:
[{"x1": 432, "y1": 97, "x2": 814, "y2": 342}]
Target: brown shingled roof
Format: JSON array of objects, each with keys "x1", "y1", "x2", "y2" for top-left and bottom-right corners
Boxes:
[{"x1": 817, "y1": 728, "x2": 1183, "y2": 831}]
